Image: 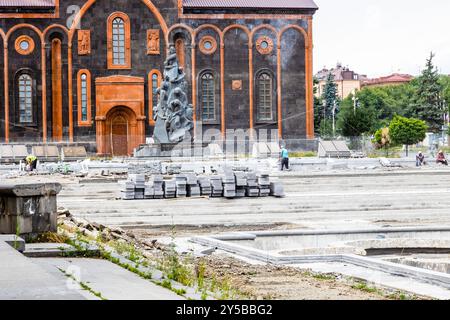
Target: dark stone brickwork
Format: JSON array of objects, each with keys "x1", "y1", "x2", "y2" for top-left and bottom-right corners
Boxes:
[{"x1": 0, "y1": 0, "x2": 313, "y2": 148}]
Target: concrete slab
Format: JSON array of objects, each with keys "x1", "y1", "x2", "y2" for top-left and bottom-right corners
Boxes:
[
  {"x1": 0, "y1": 240, "x2": 86, "y2": 300},
  {"x1": 33, "y1": 258, "x2": 185, "y2": 300}
]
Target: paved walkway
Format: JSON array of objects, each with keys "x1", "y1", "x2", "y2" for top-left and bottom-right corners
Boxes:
[
  {"x1": 0, "y1": 237, "x2": 85, "y2": 300},
  {"x1": 33, "y1": 258, "x2": 185, "y2": 300}
]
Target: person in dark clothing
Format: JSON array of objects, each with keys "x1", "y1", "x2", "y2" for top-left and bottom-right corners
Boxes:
[
  {"x1": 280, "y1": 147, "x2": 289, "y2": 171},
  {"x1": 436, "y1": 150, "x2": 448, "y2": 166},
  {"x1": 24, "y1": 155, "x2": 38, "y2": 171},
  {"x1": 416, "y1": 152, "x2": 426, "y2": 167}
]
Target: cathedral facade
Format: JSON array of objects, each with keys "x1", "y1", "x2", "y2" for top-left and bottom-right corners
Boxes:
[{"x1": 0, "y1": 0, "x2": 318, "y2": 155}]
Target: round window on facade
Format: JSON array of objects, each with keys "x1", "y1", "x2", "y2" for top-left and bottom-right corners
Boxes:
[
  {"x1": 199, "y1": 36, "x2": 217, "y2": 55},
  {"x1": 256, "y1": 36, "x2": 274, "y2": 55},
  {"x1": 15, "y1": 35, "x2": 35, "y2": 55}
]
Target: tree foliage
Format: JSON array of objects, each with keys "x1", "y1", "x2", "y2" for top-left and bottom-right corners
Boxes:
[
  {"x1": 337, "y1": 96, "x2": 376, "y2": 137},
  {"x1": 321, "y1": 73, "x2": 340, "y2": 120},
  {"x1": 409, "y1": 52, "x2": 445, "y2": 132},
  {"x1": 389, "y1": 116, "x2": 427, "y2": 155}
]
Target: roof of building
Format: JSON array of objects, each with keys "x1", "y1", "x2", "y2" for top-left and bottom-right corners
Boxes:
[
  {"x1": 362, "y1": 73, "x2": 414, "y2": 86},
  {"x1": 316, "y1": 63, "x2": 367, "y2": 82},
  {"x1": 0, "y1": 0, "x2": 55, "y2": 6},
  {"x1": 182, "y1": 0, "x2": 318, "y2": 10}
]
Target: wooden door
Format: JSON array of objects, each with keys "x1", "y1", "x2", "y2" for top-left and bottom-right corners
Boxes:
[{"x1": 111, "y1": 116, "x2": 128, "y2": 156}]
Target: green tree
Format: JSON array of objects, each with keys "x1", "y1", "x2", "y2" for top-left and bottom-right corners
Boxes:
[
  {"x1": 337, "y1": 95, "x2": 377, "y2": 148},
  {"x1": 319, "y1": 119, "x2": 334, "y2": 140},
  {"x1": 313, "y1": 77, "x2": 324, "y2": 134},
  {"x1": 321, "y1": 73, "x2": 340, "y2": 121},
  {"x1": 389, "y1": 116, "x2": 428, "y2": 156},
  {"x1": 409, "y1": 53, "x2": 445, "y2": 132},
  {"x1": 373, "y1": 127, "x2": 392, "y2": 156},
  {"x1": 337, "y1": 96, "x2": 376, "y2": 136}
]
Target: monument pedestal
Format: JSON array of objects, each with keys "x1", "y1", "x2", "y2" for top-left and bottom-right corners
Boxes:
[{"x1": 134, "y1": 142, "x2": 210, "y2": 158}]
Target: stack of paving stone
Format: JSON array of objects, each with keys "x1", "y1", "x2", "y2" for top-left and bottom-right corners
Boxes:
[
  {"x1": 270, "y1": 182, "x2": 285, "y2": 198},
  {"x1": 130, "y1": 174, "x2": 146, "y2": 199},
  {"x1": 152, "y1": 175, "x2": 165, "y2": 199},
  {"x1": 198, "y1": 176, "x2": 212, "y2": 196},
  {"x1": 176, "y1": 175, "x2": 187, "y2": 197},
  {"x1": 234, "y1": 171, "x2": 247, "y2": 198},
  {"x1": 118, "y1": 180, "x2": 135, "y2": 200},
  {"x1": 186, "y1": 174, "x2": 201, "y2": 197},
  {"x1": 246, "y1": 172, "x2": 260, "y2": 197},
  {"x1": 223, "y1": 171, "x2": 236, "y2": 198},
  {"x1": 210, "y1": 176, "x2": 223, "y2": 197},
  {"x1": 164, "y1": 179, "x2": 177, "y2": 198},
  {"x1": 257, "y1": 173, "x2": 271, "y2": 197},
  {"x1": 144, "y1": 182, "x2": 154, "y2": 199}
]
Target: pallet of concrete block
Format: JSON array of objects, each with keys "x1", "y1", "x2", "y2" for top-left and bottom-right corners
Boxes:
[
  {"x1": 185, "y1": 174, "x2": 201, "y2": 197},
  {"x1": 164, "y1": 179, "x2": 177, "y2": 198},
  {"x1": 198, "y1": 176, "x2": 212, "y2": 196},
  {"x1": 258, "y1": 173, "x2": 271, "y2": 197},
  {"x1": 234, "y1": 171, "x2": 247, "y2": 198},
  {"x1": 118, "y1": 180, "x2": 135, "y2": 200},
  {"x1": 129, "y1": 174, "x2": 145, "y2": 200},
  {"x1": 152, "y1": 175, "x2": 165, "y2": 199},
  {"x1": 175, "y1": 175, "x2": 187, "y2": 197},
  {"x1": 210, "y1": 176, "x2": 223, "y2": 197},
  {"x1": 222, "y1": 171, "x2": 236, "y2": 198},
  {"x1": 32, "y1": 145, "x2": 60, "y2": 162},
  {"x1": 246, "y1": 172, "x2": 259, "y2": 197},
  {"x1": 270, "y1": 181, "x2": 285, "y2": 198},
  {"x1": 144, "y1": 182, "x2": 155, "y2": 199},
  {"x1": 61, "y1": 146, "x2": 87, "y2": 162}
]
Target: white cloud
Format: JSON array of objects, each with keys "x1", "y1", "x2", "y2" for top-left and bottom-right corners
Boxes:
[{"x1": 313, "y1": 0, "x2": 450, "y2": 77}]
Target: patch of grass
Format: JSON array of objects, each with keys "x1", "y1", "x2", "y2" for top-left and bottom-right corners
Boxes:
[
  {"x1": 58, "y1": 267, "x2": 107, "y2": 300},
  {"x1": 312, "y1": 273, "x2": 335, "y2": 281},
  {"x1": 27, "y1": 232, "x2": 70, "y2": 244},
  {"x1": 352, "y1": 282, "x2": 378, "y2": 294},
  {"x1": 289, "y1": 151, "x2": 317, "y2": 158}
]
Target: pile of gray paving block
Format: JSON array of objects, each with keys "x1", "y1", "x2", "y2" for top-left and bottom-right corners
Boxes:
[
  {"x1": 164, "y1": 179, "x2": 177, "y2": 198},
  {"x1": 176, "y1": 175, "x2": 187, "y2": 197},
  {"x1": 118, "y1": 172, "x2": 285, "y2": 200},
  {"x1": 152, "y1": 175, "x2": 165, "y2": 199},
  {"x1": 186, "y1": 174, "x2": 201, "y2": 197},
  {"x1": 119, "y1": 180, "x2": 136, "y2": 200},
  {"x1": 234, "y1": 172, "x2": 247, "y2": 198},
  {"x1": 223, "y1": 171, "x2": 236, "y2": 198},
  {"x1": 246, "y1": 172, "x2": 260, "y2": 197},
  {"x1": 211, "y1": 176, "x2": 224, "y2": 197},
  {"x1": 258, "y1": 173, "x2": 271, "y2": 197},
  {"x1": 198, "y1": 176, "x2": 212, "y2": 196},
  {"x1": 270, "y1": 182, "x2": 285, "y2": 198}
]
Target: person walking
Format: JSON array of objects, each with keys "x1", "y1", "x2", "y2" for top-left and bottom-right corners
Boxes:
[{"x1": 280, "y1": 146, "x2": 290, "y2": 171}]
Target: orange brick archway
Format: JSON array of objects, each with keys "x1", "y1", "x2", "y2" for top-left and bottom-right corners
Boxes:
[{"x1": 95, "y1": 76, "x2": 146, "y2": 156}]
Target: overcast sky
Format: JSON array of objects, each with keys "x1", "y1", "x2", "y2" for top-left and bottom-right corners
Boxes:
[{"x1": 313, "y1": 0, "x2": 450, "y2": 78}]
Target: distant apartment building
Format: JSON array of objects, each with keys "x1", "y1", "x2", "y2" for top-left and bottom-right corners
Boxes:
[
  {"x1": 315, "y1": 63, "x2": 368, "y2": 99},
  {"x1": 361, "y1": 73, "x2": 414, "y2": 88}
]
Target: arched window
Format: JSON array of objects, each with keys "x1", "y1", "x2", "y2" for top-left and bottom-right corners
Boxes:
[
  {"x1": 77, "y1": 70, "x2": 92, "y2": 126},
  {"x1": 148, "y1": 70, "x2": 161, "y2": 125},
  {"x1": 175, "y1": 38, "x2": 186, "y2": 69},
  {"x1": 201, "y1": 72, "x2": 216, "y2": 121},
  {"x1": 107, "y1": 12, "x2": 131, "y2": 69},
  {"x1": 257, "y1": 72, "x2": 274, "y2": 121},
  {"x1": 18, "y1": 74, "x2": 33, "y2": 124}
]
